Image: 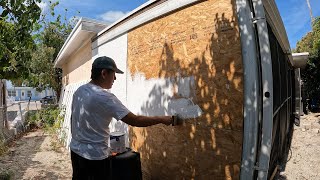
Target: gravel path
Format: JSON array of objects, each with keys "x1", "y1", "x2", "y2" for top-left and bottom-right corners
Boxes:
[
  {"x1": 0, "y1": 130, "x2": 72, "y2": 179},
  {"x1": 281, "y1": 113, "x2": 320, "y2": 179},
  {"x1": 0, "y1": 113, "x2": 319, "y2": 179}
]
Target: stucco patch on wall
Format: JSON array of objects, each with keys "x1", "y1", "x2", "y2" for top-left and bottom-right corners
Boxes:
[
  {"x1": 92, "y1": 33, "x2": 128, "y2": 105},
  {"x1": 127, "y1": 0, "x2": 243, "y2": 178},
  {"x1": 93, "y1": 33, "x2": 129, "y2": 145},
  {"x1": 127, "y1": 72, "x2": 203, "y2": 119}
]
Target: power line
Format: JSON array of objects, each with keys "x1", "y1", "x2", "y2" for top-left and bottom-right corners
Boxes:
[{"x1": 306, "y1": 0, "x2": 314, "y2": 26}]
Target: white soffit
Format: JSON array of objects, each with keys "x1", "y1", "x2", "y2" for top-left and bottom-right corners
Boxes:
[
  {"x1": 54, "y1": 18, "x2": 108, "y2": 68},
  {"x1": 263, "y1": 0, "x2": 293, "y2": 64},
  {"x1": 93, "y1": 0, "x2": 201, "y2": 49}
]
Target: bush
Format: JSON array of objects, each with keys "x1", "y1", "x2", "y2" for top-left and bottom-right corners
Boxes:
[
  {"x1": 25, "y1": 106, "x2": 64, "y2": 130},
  {"x1": 25, "y1": 106, "x2": 66, "y2": 151}
]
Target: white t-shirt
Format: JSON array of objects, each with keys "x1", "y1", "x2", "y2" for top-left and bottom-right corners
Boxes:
[{"x1": 69, "y1": 83, "x2": 130, "y2": 160}]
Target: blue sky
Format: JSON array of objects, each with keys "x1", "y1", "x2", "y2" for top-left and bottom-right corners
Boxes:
[
  {"x1": 275, "y1": 0, "x2": 320, "y2": 49},
  {"x1": 39, "y1": 0, "x2": 320, "y2": 49}
]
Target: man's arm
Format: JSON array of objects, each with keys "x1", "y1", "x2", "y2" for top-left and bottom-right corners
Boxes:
[{"x1": 121, "y1": 112, "x2": 173, "y2": 127}]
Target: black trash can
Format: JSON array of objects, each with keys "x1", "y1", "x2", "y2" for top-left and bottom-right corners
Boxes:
[{"x1": 110, "y1": 149, "x2": 142, "y2": 180}]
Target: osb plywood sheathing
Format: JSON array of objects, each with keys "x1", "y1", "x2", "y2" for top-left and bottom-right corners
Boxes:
[{"x1": 128, "y1": 0, "x2": 243, "y2": 179}]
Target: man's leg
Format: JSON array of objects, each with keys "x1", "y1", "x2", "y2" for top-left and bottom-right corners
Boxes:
[
  {"x1": 71, "y1": 150, "x2": 90, "y2": 180},
  {"x1": 71, "y1": 150, "x2": 110, "y2": 180},
  {"x1": 88, "y1": 157, "x2": 110, "y2": 179}
]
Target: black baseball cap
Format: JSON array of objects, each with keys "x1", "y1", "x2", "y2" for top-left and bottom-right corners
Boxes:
[{"x1": 92, "y1": 56, "x2": 124, "y2": 74}]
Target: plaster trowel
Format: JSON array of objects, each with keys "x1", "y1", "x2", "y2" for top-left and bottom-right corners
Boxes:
[
  {"x1": 169, "y1": 98, "x2": 203, "y2": 126},
  {"x1": 172, "y1": 114, "x2": 184, "y2": 126}
]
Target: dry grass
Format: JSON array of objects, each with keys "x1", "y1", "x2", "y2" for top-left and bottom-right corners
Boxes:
[
  {"x1": 0, "y1": 142, "x2": 8, "y2": 156},
  {"x1": 0, "y1": 170, "x2": 14, "y2": 180}
]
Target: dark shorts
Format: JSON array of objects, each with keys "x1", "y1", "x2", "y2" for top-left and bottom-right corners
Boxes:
[{"x1": 71, "y1": 150, "x2": 111, "y2": 180}]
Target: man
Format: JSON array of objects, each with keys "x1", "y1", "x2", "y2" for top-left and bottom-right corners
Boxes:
[{"x1": 70, "y1": 56, "x2": 174, "y2": 179}]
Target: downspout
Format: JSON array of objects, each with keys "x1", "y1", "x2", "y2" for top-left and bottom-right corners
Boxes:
[
  {"x1": 236, "y1": 0, "x2": 259, "y2": 179},
  {"x1": 252, "y1": 0, "x2": 274, "y2": 179}
]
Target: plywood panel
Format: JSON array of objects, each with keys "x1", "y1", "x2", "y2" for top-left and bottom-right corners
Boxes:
[{"x1": 127, "y1": 0, "x2": 243, "y2": 179}]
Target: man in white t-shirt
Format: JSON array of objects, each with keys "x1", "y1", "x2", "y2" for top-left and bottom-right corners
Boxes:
[{"x1": 70, "y1": 56, "x2": 174, "y2": 179}]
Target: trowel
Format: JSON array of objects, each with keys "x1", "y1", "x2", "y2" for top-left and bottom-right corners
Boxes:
[{"x1": 172, "y1": 114, "x2": 185, "y2": 126}]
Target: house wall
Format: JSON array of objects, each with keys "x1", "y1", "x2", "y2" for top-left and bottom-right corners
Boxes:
[
  {"x1": 6, "y1": 87, "x2": 55, "y2": 101},
  {"x1": 92, "y1": 34, "x2": 128, "y2": 135},
  {"x1": 61, "y1": 40, "x2": 92, "y2": 86},
  {"x1": 61, "y1": 0, "x2": 243, "y2": 178},
  {"x1": 126, "y1": 0, "x2": 243, "y2": 179},
  {"x1": 58, "y1": 39, "x2": 94, "y2": 146}
]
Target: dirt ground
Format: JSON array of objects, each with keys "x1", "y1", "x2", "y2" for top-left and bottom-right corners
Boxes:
[
  {"x1": 281, "y1": 113, "x2": 320, "y2": 180},
  {"x1": 0, "y1": 130, "x2": 72, "y2": 179},
  {"x1": 0, "y1": 113, "x2": 319, "y2": 179}
]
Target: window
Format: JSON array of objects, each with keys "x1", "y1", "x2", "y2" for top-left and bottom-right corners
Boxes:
[
  {"x1": 267, "y1": 23, "x2": 295, "y2": 179},
  {"x1": 8, "y1": 90, "x2": 16, "y2": 97},
  {"x1": 35, "y1": 91, "x2": 40, "y2": 97},
  {"x1": 27, "y1": 91, "x2": 32, "y2": 97},
  {"x1": 269, "y1": 30, "x2": 280, "y2": 111},
  {"x1": 21, "y1": 92, "x2": 24, "y2": 96}
]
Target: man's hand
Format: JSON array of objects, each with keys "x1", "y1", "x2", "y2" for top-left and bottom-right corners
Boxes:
[{"x1": 163, "y1": 116, "x2": 173, "y2": 126}]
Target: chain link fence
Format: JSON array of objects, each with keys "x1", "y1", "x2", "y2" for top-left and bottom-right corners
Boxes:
[{"x1": 1, "y1": 101, "x2": 41, "y2": 145}]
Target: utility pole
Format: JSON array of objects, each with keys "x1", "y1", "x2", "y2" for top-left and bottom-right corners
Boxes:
[{"x1": 306, "y1": 0, "x2": 314, "y2": 26}]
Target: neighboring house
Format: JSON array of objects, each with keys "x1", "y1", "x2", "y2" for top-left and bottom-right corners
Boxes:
[
  {"x1": 6, "y1": 80, "x2": 55, "y2": 101},
  {"x1": 55, "y1": 1, "x2": 309, "y2": 179}
]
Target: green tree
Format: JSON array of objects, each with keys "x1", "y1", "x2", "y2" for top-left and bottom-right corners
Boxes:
[
  {"x1": 0, "y1": 0, "x2": 41, "y2": 79},
  {"x1": 6, "y1": 1, "x2": 77, "y2": 99},
  {"x1": 27, "y1": 12, "x2": 76, "y2": 98},
  {"x1": 313, "y1": 18, "x2": 320, "y2": 55},
  {"x1": 297, "y1": 17, "x2": 320, "y2": 99}
]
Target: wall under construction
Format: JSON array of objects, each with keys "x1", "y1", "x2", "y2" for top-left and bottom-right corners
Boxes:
[{"x1": 127, "y1": 0, "x2": 243, "y2": 179}]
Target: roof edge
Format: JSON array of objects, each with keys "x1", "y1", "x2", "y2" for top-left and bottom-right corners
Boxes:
[
  {"x1": 263, "y1": 0, "x2": 293, "y2": 63},
  {"x1": 54, "y1": 17, "x2": 108, "y2": 68},
  {"x1": 54, "y1": 18, "x2": 83, "y2": 68}
]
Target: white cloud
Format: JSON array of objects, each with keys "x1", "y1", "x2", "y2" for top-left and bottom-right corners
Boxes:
[
  {"x1": 276, "y1": 0, "x2": 318, "y2": 47},
  {"x1": 98, "y1": 11, "x2": 128, "y2": 23},
  {"x1": 37, "y1": 1, "x2": 48, "y2": 13},
  {"x1": 279, "y1": 2, "x2": 312, "y2": 47}
]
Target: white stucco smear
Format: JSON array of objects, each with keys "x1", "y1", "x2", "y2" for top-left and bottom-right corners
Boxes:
[
  {"x1": 167, "y1": 98, "x2": 203, "y2": 118},
  {"x1": 92, "y1": 33, "x2": 128, "y2": 105},
  {"x1": 127, "y1": 73, "x2": 203, "y2": 119},
  {"x1": 92, "y1": 33, "x2": 129, "y2": 144}
]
